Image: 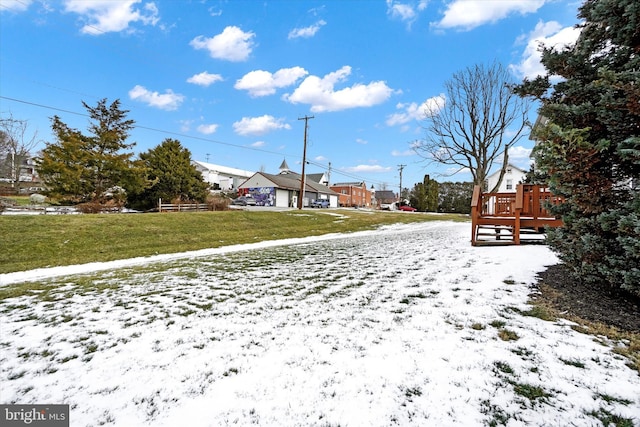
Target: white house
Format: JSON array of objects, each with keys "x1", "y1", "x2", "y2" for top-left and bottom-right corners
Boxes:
[
  {"x1": 192, "y1": 161, "x2": 254, "y2": 191},
  {"x1": 485, "y1": 163, "x2": 527, "y2": 193}
]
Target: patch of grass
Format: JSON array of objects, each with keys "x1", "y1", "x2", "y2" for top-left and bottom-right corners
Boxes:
[
  {"x1": 498, "y1": 329, "x2": 520, "y2": 341},
  {"x1": 511, "y1": 346, "x2": 535, "y2": 359},
  {"x1": 585, "y1": 408, "x2": 635, "y2": 427},
  {"x1": 493, "y1": 361, "x2": 515, "y2": 375},
  {"x1": 489, "y1": 320, "x2": 506, "y2": 328},
  {"x1": 509, "y1": 380, "x2": 552, "y2": 404},
  {"x1": 480, "y1": 399, "x2": 512, "y2": 427},
  {"x1": 559, "y1": 357, "x2": 586, "y2": 369},
  {"x1": 0, "y1": 211, "x2": 467, "y2": 275},
  {"x1": 471, "y1": 322, "x2": 486, "y2": 330},
  {"x1": 595, "y1": 393, "x2": 633, "y2": 406},
  {"x1": 7, "y1": 370, "x2": 27, "y2": 380},
  {"x1": 510, "y1": 305, "x2": 556, "y2": 322}
]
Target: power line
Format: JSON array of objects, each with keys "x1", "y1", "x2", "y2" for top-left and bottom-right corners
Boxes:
[{"x1": 0, "y1": 94, "x2": 394, "y2": 187}]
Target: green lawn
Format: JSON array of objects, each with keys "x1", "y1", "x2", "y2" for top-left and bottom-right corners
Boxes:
[{"x1": 0, "y1": 210, "x2": 468, "y2": 274}]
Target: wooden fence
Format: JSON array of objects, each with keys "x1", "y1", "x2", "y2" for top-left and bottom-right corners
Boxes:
[{"x1": 158, "y1": 199, "x2": 210, "y2": 212}]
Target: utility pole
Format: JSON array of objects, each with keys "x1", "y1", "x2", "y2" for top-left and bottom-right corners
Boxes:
[
  {"x1": 398, "y1": 164, "x2": 406, "y2": 203},
  {"x1": 327, "y1": 161, "x2": 332, "y2": 186},
  {"x1": 298, "y1": 115, "x2": 314, "y2": 209}
]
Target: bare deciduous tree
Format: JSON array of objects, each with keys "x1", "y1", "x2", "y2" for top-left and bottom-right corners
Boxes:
[
  {"x1": 415, "y1": 62, "x2": 530, "y2": 192},
  {"x1": 0, "y1": 112, "x2": 41, "y2": 187}
]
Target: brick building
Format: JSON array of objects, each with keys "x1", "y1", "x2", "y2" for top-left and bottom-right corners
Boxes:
[{"x1": 330, "y1": 181, "x2": 372, "y2": 208}]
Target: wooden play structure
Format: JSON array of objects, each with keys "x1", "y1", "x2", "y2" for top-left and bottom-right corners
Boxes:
[{"x1": 471, "y1": 184, "x2": 564, "y2": 246}]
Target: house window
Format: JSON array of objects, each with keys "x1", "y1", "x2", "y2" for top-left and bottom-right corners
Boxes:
[
  {"x1": 506, "y1": 168, "x2": 512, "y2": 174},
  {"x1": 506, "y1": 179, "x2": 513, "y2": 190}
]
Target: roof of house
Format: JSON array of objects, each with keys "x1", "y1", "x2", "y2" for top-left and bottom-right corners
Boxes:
[
  {"x1": 240, "y1": 171, "x2": 339, "y2": 195},
  {"x1": 374, "y1": 190, "x2": 396, "y2": 200},
  {"x1": 486, "y1": 163, "x2": 526, "y2": 181},
  {"x1": 192, "y1": 161, "x2": 254, "y2": 178},
  {"x1": 331, "y1": 181, "x2": 366, "y2": 187},
  {"x1": 306, "y1": 173, "x2": 327, "y2": 184}
]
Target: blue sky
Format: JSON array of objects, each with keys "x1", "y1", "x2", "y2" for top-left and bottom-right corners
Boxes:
[{"x1": 1, "y1": 0, "x2": 581, "y2": 190}]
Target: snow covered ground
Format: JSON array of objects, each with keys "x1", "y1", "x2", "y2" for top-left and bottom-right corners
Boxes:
[{"x1": 1, "y1": 221, "x2": 638, "y2": 426}]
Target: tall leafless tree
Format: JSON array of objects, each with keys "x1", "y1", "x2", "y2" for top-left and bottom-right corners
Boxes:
[
  {"x1": 415, "y1": 62, "x2": 530, "y2": 192},
  {"x1": 0, "y1": 113, "x2": 41, "y2": 188}
]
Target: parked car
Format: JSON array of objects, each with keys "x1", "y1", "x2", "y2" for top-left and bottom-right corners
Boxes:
[
  {"x1": 231, "y1": 196, "x2": 257, "y2": 206},
  {"x1": 310, "y1": 199, "x2": 330, "y2": 208},
  {"x1": 398, "y1": 205, "x2": 417, "y2": 212}
]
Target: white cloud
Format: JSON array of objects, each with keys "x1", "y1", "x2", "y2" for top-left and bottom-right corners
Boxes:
[
  {"x1": 233, "y1": 115, "x2": 291, "y2": 136},
  {"x1": 314, "y1": 155, "x2": 327, "y2": 161},
  {"x1": 386, "y1": 94, "x2": 445, "y2": 126},
  {"x1": 288, "y1": 20, "x2": 326, "y2": 39},
  {"x1": 197, "y1": 124, "x2": 218, "y2": 135},
  {"x1": 63, "y1": 0, "x2": 159, "y2": 35},
  {"x1": 511, "y1": 21, "x2": 581, "y2": 79},
  {"x1": 344, "y1": 164, "x2": 393, "y2": 173},
  {"x1": 356, "y1": 138, "x2": 368, "y2": 145},
  {"x1": 283, "y1": 66, "x2": 394, "y2": 113},
  {"x1": 179, "y1": 119, "x2": 193, "y2": 132},
  {"x1": 235, "y1": 67, "x2": 308, "y2": 97},
  {"x1": 187, "y1": 72, "x2": 223, "y2": 87},
  {"x1": 391, "y1": 149, "x2": 415, "y2": 157},
  {"x1": 509, "y1": 145, "x2": 533, "y2": 161},
  {"x1": 190, "y1": 26, "x2": 255, "y2": 62},
  {"x1": 0, "y1": 0, "x2": 33, "y2": 12},
  {"x1": 434, "y1": 0, "x2": 545, "y2": 31},
  {"x1": 128, "y1": 85, "x2": 184, "y2": 111},
  {"x1": 251, "y1": 141, "x2": 266, "y2": 148},
  {"x1": 387, "y1": 1, "x2": 416, "y2": 22}
]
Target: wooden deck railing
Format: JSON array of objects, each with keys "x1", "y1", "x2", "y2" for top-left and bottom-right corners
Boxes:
[{"x1": 471, "y1": 184, "x2": 563, "y2": 245}]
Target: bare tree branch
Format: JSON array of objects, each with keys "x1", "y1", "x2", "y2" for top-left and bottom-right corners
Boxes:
[
  {"x1": 0, "y1": 112, "x2": 42, "y2": 187},
  {"x1": 415, "y1": 62, "x2": 530, "y2": 192}
]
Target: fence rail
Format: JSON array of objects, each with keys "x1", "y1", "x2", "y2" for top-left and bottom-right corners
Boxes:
[{"x1": 158, "y1": 200, "x2": 210, "y2": 212}]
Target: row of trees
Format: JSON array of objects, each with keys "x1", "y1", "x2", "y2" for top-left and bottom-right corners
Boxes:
[
  {"x1": 36, "y1": 99, "x2": 209, "y2": 211},
  {"x1": 403, "y1": 177, "x2": 473, "y2": 214}
]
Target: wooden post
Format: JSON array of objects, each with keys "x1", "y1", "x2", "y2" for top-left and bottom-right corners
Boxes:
[
  {"x1": 471, "y1": 185, "x2": 481, "y2": 245},
  {"x1": 514, "y1": 185, "x2": 523, "y2": 245}
]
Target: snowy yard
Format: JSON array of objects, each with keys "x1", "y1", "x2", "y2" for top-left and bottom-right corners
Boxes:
[{"x1": 1, "y1": 221, "x2": 638, "y2": 426}]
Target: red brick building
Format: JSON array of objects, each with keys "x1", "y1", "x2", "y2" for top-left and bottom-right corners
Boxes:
[{"x1": 330, "y1": 181, "x2": 372, "y2": 208}]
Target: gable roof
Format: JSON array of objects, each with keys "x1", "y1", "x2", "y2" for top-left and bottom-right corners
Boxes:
[
  {"x1": 241, "y1": 171, "x2": 339, "y2": 195},
  {"x1": 374, "y1": 190, "x2": 396, "y2": 200},
  {"x1": 306, "y1": 173, "x2": 327, "y2": 184},
  {"x1": 486, "y1": 163, "x2": 526, "y2": 181}
]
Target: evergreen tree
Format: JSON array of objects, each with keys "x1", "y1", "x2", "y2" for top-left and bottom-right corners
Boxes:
[
  {"x1": 410, "y1": 175, "x2": 439, "y2": 212},
  {"x1": 38, "y1": 99, "x2": 139, "y2": 204},
  {"x1": 128, "y1": 138, "x2": 209, "y2": 211},
  {"x1": 437, "y1": 182, "x2": 473, "y2": 213},
  {"x1": 515, "y1": 0, "x2": 640, "y2": 296}
]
